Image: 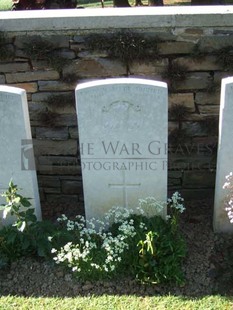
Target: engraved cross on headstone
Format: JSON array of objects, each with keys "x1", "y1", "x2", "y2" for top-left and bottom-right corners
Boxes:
[{"x1": 108, "y1": 171, "x2": 141, "y2": 208}]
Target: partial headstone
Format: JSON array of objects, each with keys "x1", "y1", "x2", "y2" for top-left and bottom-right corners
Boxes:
[
  {"x1": 76, "y1": 78, "x2": 168, "y2": 223},
  {"x1": 0, "y1": 86, "x2": 41, "y2": 226},
  {"x1": 214, "y1": 77, "x2": 233, "y2": 233}
]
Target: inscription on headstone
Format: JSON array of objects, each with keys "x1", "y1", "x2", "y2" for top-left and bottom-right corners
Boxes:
[
  {"x1": 76, "y1": 78, "x2": 168, "y2": 223},
  {"x1": 0, "y1": 86, "x2": 41, "y2": 226}
]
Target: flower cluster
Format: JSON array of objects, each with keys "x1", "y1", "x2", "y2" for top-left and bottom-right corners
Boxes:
[
  {"x1": 53, "y1": 207, "x2": 138, "y2": 279},
  {"x1": 223, "y1": 172, "x2": 233, "y2": 223},
  {"x1": 168, "y1": 191, "x2": 185, "y2": 213},
  {"x1": 52, "y1": 192, "x2": 185, "y2": 282},
  {"x1": 139, "y1": 197, "x2": 164, "y2": 215}
]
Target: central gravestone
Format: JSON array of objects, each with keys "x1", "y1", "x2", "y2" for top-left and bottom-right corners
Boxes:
[
  {"x1": 0, "y1": 86, "x2": 41, "y2": 226},
  {"x1": 76, "y1": 78, "x2": 168, "y2": 223}
]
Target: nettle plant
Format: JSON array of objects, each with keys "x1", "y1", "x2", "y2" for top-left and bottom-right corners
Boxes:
[
  {"x1": 0, "y1": 180, "x2": 37, "y2": 232},
  {"x1": 52, "y1": 192, "x2": 186, "y2": 284},
  {"x1": 0, "y1": 181, "x2": 70, "y2": 266}
]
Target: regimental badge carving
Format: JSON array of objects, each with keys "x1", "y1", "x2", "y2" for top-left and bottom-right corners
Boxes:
[{"x1": 102, "y1": 101, "x2": 142, "y2": 130}]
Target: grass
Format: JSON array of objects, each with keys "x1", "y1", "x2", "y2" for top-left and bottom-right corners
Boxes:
[
  {"x1": 0, "y1": 295, "x2": 233, "y2": 310},
  {"x1": 0, "y1": 0, "x2": 12, "y2": 11}
]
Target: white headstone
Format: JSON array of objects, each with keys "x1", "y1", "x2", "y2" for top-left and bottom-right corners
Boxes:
[
  {"x1": 214, "y1": 77, "x2": 233, "y2": 233},
  {"x1": 0, "y1": 86, "x2": 41, "y2": 226},
  {"x1": 76, "y1": 78, "x2": 168, "y2": 223}
]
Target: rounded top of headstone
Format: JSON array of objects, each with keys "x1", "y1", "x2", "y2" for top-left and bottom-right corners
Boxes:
[
  {"x1": 222, "y1": 77, "x2": 233, "y2": 85},
  {"x1": 76, "y1": 78, "x2": 167, "y2": 91},
  {"x1": 0, "y1": 85, "x2": 26, "y2": 96}
]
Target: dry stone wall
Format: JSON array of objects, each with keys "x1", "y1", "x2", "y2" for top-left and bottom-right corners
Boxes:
[{"x1": 0, "y1": 7, "x2": 232, "y2": 218}]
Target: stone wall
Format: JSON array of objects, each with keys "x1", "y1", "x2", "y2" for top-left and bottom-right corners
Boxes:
[{"x1": 1, "y1": 6, "x2": 233, "y2": 218}]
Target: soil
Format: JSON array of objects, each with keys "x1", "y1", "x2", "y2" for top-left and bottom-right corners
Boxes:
[{"x1": 0, "y1": 199, "x2": 232, "y2": 298}]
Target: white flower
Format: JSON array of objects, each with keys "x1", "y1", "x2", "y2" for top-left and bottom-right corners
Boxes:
[
  {"x1": 110, "y1": 265, "x2": 115, "y2": 271},
  {"x1": 57, "y1": 214, "x2": 68, "y2": 222},
  {"x1": 106, "y1": 255, "x2": 113, "y2": 263},
  {"x1": 223, "y1": 182, "x2": 231, "y2": 189},
  {"x1": 139, "y1": 197, "x2": 165, "y2": 215},
  {"x1": 64, "y1": 242, "x2": 72, "y2": 252},
  {"x1": 169, "y1": 192, "x2": 185, "y2": 213}
]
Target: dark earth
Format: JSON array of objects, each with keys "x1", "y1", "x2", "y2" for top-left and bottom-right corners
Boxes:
[{"x1": 0, "y1": 199, "x2": 232, "y2": 298}]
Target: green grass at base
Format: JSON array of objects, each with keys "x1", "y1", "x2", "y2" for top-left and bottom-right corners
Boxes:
[{"x1": 0, "y1": 295, "x2": 233, "y2": 310}]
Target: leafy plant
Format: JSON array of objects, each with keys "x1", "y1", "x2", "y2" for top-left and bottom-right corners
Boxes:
[
  {"x1": 169, "y1": 103, "x2": 191, "y2": 138},
  {"x1": 0, "y1": 181, "x2": 186, "y2": 284},
  {"x1": 206, "y1": 80, "x2": 219, "y2": 94},
  {"x1": 48, "y1": 55, "x2": 70, "y2": 74},
  {"x1": 0, "y1": 180, "x2": 36, "y2": 232},
  {"x1": 191, "y1": 44, "x2": 206, "y2": 60},
  {"x1": 168, "y1": 128, "x2": 190, "y2": 146},
  {"x1": 46, "y1": 93, "x2": 75, "y2": 109},
  {"x1": 136, "y1": 193, "x2": 186, "y2": 284},
  {"x1": 23, "y1": 37, "x2": 70, "y2": 73},
  {"x1": 61, "y1": 73, "x2": 79, "y2": 84},
  {"x1": 39, "y1": 111, "x2": 60, "y2": 126},
  {"x1": 169, "y1": 104, "x2": 190, "y2": 122},
  {"x1": 52, "y1": 193, "x2": 186, "y2": 284},
  {"x1": 87, "y1": 31, "x2": 160, "y2": 72},
  {"x1": 0, "y1": 32, "x2": 14, "y2": 61},
  {"x1": 199, "y1": 116, "x2": 219, "y2": 136},
  {"x1": 163, "y1": 62, "x2": 188, "y2": 83},
  {"x1": 23, "y1": 37, "x2": 54, "y2": 60},
  {"x1": 215, "y1": 46, "x2": 233, "y2": 71},
  {"x1": 0, "y1": 181, "x2": 76, "y2": 264},
  {"x1": 213, "y1": 235, "x2": 233, "y2": 294}
]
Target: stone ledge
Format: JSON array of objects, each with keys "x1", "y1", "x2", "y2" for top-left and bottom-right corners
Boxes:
[{"x1": 1, "y1": 7, "x2": 233, "y2": 34}]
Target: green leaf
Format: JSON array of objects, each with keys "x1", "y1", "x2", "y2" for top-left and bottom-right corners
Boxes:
[
  {"x1": 20, "y1": 197, "x2": 32, "y2": 208},
  {"x1": 8, "y1": 180, "x2": 14, "y2": 188},
  {"x1": 25, "y1": 208, "x2": 35, "y2": 216},
  {"x1": 21, "y1": 238, "x2": 30, "y2": 250},
  {"x1": 7, "y1": 231, "x2": 17, "y2": 244},
  {"x1": 12, "y1": 205, "x2": 19, "y2": 213},
  {"x1": 38, "y1": 247, "x2": 46, "y2": 257}
]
